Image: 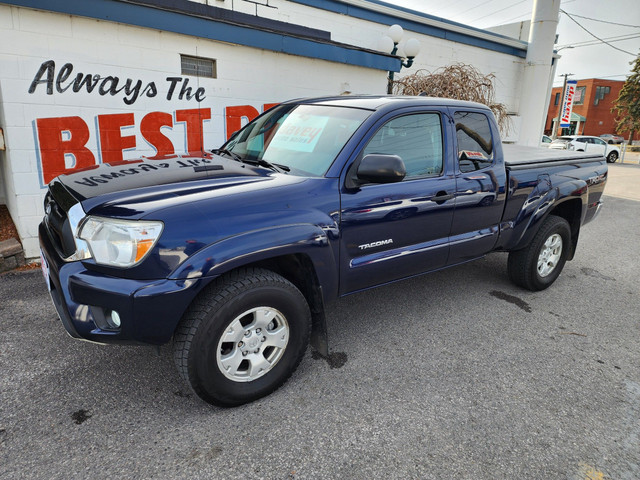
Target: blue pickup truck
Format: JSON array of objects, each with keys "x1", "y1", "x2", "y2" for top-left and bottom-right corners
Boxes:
[{"x1": 39, "y1": 96, "x2": 607, "y2": 406}]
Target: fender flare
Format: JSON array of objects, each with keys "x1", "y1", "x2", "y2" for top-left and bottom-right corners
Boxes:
[
  {"x1": 509, "y1": 178, "x2": 587, "y2": 252},
  {"x1": 169, "y1": 222, "x2": 339, "y2": 297}
]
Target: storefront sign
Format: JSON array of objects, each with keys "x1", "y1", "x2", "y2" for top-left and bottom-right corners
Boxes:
[{"x1": 560, "y1": 80, "x2": 577, "y2": 128}]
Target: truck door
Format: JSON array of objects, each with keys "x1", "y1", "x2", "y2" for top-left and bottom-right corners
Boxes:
[
  {"x1": 339, "y1": 111, "x2": 456, "y2": 294},
  {"x1": 448, "y1": 110, "x2": 507, "y2": 263}
]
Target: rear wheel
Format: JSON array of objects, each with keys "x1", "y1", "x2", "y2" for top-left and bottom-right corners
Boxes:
[
  {"x1": 607, "y1": 151, "x2": 618, "y2": 163},
  {"x1": 508, "y1": 215, "x2": 571, "y2": 291},
  {"x1": 173, "y1": 268, "x2": 311, "y2": 407}
]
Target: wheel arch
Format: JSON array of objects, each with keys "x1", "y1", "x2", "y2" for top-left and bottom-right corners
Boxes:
[
  {"x1": 171, "y1": 223, "x2": 336, "y2": 357},
  {"x1": 509, "y1": 194, "x2": 584, "y2": 261}
]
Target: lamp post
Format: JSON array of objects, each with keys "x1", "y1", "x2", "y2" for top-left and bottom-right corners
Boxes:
[{"x1": 379, "y1": 24, "x2": 420, "y2": 94}]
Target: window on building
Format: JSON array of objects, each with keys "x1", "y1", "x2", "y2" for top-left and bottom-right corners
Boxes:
[
  {"x1": 454, "y1": 111, "x2": 493, "y2": 173},
  {"x1": 594, "y1": 85, "x2": 611, "y2": 106},
  {"x1": 180, "y1": 54, "x2": 217, "y2": 78},
  {"x1": 363, "y1": 113, "x2": 444, "y2": 179},
  {"x1": 554, "y1": 92, "x2": 560, "y2": 105},
  {"x1": 574, "y1": 86, "x2": 586, "y2": 105}
]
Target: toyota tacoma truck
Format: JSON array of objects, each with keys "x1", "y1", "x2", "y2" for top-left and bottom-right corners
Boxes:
[{"x1": 39, "y1": 96, "x2": 608, "y2": 406}]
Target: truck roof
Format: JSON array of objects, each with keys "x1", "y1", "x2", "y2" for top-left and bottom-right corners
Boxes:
[{"x1": 283, "y1": 95, "x2": 492, "y2": 111}]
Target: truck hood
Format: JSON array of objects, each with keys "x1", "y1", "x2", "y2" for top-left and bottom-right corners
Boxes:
[
  {"x1": 57, "y1": 154, "x2": 262, "y2": 200},
  {"x1": 54, "y1": 154, "x2": 290, "y2": 217}
]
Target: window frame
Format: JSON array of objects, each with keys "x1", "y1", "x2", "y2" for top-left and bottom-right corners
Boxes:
[
  {"x1": 180, "y1": 54, "x2": 217, "y2": 78},
  {"x1": 358, "y1": 111, "x2": 446, "y2": 184},
  {"x1": 574, "y1": 86, "x2": 586, "y2": 106},
  {"x1": 453, "y1": 110, "x2": 496, "y2": 174}
]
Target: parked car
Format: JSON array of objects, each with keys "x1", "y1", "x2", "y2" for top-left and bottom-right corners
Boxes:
[
  {"x1": 39, "y1": 96, "x2": 608, "y2": 407},
  {"x1": 541, "y1": 135, "x2": 552, "y2": 147},
  {"x1": 600, "y1": 133, "x2": 624, "y2": 144},
  {"x1": 549, "y1": 135, "x2": 620, "y2": 163}
]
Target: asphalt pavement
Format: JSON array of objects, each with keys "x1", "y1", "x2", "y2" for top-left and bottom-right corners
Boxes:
[{"x1": 1, "y1": 168, "x2": 639, "y2": 479}]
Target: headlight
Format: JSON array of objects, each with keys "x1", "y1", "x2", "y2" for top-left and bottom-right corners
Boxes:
[{"x1": 78, "y1": 216, "x2": 163, "y2": 267}]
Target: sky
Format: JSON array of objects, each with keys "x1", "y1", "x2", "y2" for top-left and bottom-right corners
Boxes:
[{"x1": 386, "y1": 0, "x2": 640, "y2": 86}]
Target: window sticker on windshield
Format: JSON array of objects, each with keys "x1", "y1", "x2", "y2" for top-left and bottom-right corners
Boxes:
[{"x1": 268, "y1": 113, "x2": 329, "y2": 152}]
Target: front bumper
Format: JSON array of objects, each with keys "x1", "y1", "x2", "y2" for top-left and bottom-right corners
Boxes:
[{"x1": 39, "y1": 222, "x2": 213, "y2": 345}]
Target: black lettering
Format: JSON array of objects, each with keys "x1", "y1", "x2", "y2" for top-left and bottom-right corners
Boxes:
[
  {"x1": 99, "y1": 76, "x2": 125, "y2": 96},
  {"x1": 195, "y1": 87, "x2": 206, "y2": 102},
  {"x1": 143, "y1": 82, "x2": 157, "y2": 98},
  {"x1": 179, "y1": 78, "x2": 194, "y2": 100},
  {"x1": 120, "y1": 168, "x2": 140, "y2": 175},
  {"x1": 122, "y1": 79, "x2": 142, "y2": 105},
  {"x1": 75, "y1": 178, "x2": 99, "y2": 187},
  {"x1": 100, "y1": 172, "x2": 125, "y2": 180},
  {"x1": 138, "y1": 163, "x2": 158, "y2": 172},
  {"x1": 89, "y1": 176, "x2": 108, "y2": 184},
  {"x1": 28, "y1": 60, "x2": 55, "y2": 95},
  {"x1": 73, "y1": 74, "x2": 101, "y2": 93},
  {"x1": 56, "y1": 63, "x2": 74, "y2": 93},
  {"x1": 166, "y1": 77, "x2": 182, "y2": 100}
]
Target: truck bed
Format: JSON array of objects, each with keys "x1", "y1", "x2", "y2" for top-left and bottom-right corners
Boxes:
[{"x1": 503, "y1": 144, "x2": 603, "y2": 169}]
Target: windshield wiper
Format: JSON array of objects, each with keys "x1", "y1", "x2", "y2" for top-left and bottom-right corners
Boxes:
[
  {"x1": 242, "y1": 159, "x2": 290, "y2": 173},
  {"x1": 210, "y1": 147, "x2": 242, "y2": 162}
]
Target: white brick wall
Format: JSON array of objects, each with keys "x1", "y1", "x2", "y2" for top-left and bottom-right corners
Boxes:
[
  {"x1": 0, "y1": 1, "x2": 526, "y2": 259},
  {"x1": 0, "y1": 4, "x2": 387, "y2": 257}
]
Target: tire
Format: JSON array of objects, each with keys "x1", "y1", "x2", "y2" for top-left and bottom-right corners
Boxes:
[
  {"x1": 507, "y1": 215, "x2": 571, "y2": 291},
  {"x1": 173, "y1": 268, "x2": 311, "y2": 407},
  {"x1": 607, "y1": 151, "x2": 618, "y2": 163}
]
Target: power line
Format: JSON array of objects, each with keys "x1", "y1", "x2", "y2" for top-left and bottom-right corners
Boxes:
[
  {"x1": 469, "y1": 0, "x2": 527, "y2": 24},
  {"x1": 557, "y1": 33, "x2": 640, "y2": 49},
  {"x1": 560, "y1": 9, "x2": 637, "y2": 56},
  {"x1": 561, "y1": 12, "x2": 640, "y2": 29},
  {"x1": 495, "y1": 0, "x2": 576, "y2": 26},
  {"x1": 448, "y1": 0, "x2": 497, "y2": 21}
]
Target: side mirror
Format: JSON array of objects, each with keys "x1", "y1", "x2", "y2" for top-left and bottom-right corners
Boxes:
[{"x1": 356, "y1": 154, "x2": 406, "y2": 184}]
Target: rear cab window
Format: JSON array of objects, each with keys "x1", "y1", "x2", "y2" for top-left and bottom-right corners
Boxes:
[{"x1": 454, "y1": 111, "x2": 494, "y2": 173}]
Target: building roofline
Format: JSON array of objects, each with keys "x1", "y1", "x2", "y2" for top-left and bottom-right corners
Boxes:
[
  {"x1": 291, "y1": 0, "x2": 528, "y2": 58},
  {"x1": 1, "y1": 0, "x2": 401, "y2": 72}
]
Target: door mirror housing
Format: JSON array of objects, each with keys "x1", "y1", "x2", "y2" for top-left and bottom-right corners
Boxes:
[{"x1": 356, "y1": 154, "x2": 406, "y2": 185}]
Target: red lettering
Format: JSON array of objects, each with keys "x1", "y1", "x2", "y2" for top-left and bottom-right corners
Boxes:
[
  {"x1": 263, "y1": 103, "x2": 279, "y2": 112},
  {"x1": 175, "y1": 108, "x2": 212, "y2": 153},
  {"x1": 36, "y1": 116, "x2": 95, "y2": 184},
  {"x1": 141, "y1": 111, "x2": 174, "y2": 158},
  {"x1": 225, "y1": 105, "x2": 259, "y2": 140},
  {"x1": 98, "y1": 113, "x2": 136, "y2": 163}
]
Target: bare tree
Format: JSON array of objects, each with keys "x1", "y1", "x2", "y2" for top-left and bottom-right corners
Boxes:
[{"x1": 393, "y1": 63, "x2": 511, "y2": 135}]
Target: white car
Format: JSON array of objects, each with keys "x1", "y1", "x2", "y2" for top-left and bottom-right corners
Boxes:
[
  {"x1": 541, "y1": 135, "x2": 552, "y2": 147},
  {"x1": 549, "y1": 135, "x2": 620, "y2": 163}
]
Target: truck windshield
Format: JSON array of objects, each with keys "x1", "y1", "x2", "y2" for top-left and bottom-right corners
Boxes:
[{"x1": 224, "y1": 104, "x2": 371, "y2": 176}]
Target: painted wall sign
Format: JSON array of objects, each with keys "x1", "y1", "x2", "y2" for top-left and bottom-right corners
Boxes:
[
  {"x1": 29, "y1": 60, "x2": 205, "y2": 104},
  {"x1": 33, "y1": 105, "x2": 277, "y2": 186},
  {"x1": 560, "y1": 80, "x2": 577, "y2": 128}
]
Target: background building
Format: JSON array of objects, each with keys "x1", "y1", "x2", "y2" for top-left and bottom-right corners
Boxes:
[
  {"x1": 1, "y1": 0, "x2": 538, "y2": 258},
  {"x1": 545, "y1": 78, "x2": 624, "y2": 138}
]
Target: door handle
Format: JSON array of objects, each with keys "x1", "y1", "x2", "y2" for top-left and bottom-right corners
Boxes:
[{"x1": 431, "y1": 192, "x2": 454, "y2": 204}]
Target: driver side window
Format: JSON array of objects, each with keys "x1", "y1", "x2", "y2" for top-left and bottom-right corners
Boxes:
[{"x1": 362, "y1": 113, "x2": 443, "y2": 180}]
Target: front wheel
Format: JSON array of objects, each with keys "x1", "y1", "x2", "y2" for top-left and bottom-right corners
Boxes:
[
  {"x1": 507, "y1": 215, "x2": 571, "y2": 291},
  {"x1": 607, "y1": 151, "x2": 618, "y2": 163},
  {"x1": 173, "y1": 268, "x2": 311, "y2": 407}
]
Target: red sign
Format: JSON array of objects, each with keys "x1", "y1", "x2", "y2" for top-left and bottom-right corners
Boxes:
[
  {"x1": 560, "y1": 80, "x2": 577, "y2": 127},
  {"x1": 34, "y1": 104, "x2": 277, "y2": 185}
]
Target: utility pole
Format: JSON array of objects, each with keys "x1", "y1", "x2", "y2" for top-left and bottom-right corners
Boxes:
[
  {"x1": 517, "y1": 0, "x2": 561, "y2": 147},
  {"x1": 553, "y1": 73, "x2": 573, "y2": 139}
]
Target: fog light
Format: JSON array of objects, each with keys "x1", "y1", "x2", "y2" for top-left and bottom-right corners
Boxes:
[{"x1": 107, "y1": 310, "x2": 121, "y2": 329}]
